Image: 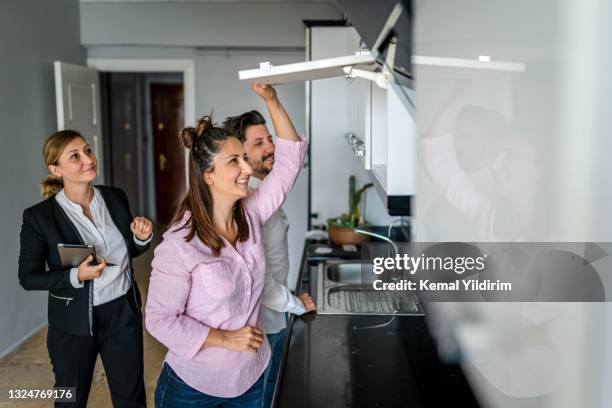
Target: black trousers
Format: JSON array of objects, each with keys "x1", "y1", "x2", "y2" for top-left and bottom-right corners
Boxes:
[{"x1": 47, "y1": 294, "x2": 146, "y2": 407}]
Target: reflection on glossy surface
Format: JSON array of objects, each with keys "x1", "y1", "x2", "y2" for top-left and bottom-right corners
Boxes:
[
  {"x1": 279, "y1": 313, "x2": 481, "y2": 408},
  {"x1": 414, "y1": 1, "x2": 612, "y2": 407}
]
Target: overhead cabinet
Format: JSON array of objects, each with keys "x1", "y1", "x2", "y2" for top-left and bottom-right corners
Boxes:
[{"x1": 238, "y1": 35, "x2": 415, "y2": 216}]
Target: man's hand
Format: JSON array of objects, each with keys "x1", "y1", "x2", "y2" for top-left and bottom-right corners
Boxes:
[
  {"x1": 298, "y1": 293, "x2": 316, "y2": 312},
  {"x1": 252, "y1": 83, "x2": 277, "y2": 102},
  {"x1": 131, "y1": 216, "x2": 153, "y2": 241}
]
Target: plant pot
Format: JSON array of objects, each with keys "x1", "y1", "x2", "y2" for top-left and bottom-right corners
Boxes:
[{"x1": 327, "y1": 224, "x2": 371, "y2": 246}]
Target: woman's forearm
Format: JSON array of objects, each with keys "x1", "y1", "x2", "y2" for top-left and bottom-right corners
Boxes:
[
  {"x1": 265, "y1": 96, "x2": 299, "y2": 142},
  {"x1": 18, "y1": 265, "x2": 73, "y2": 291},
  {"x1": 202, "y1": 328, "x2": 226, "y2": 348},
  {"x1": 202, "y1": 327, "x2": 264, "y2": 353}
]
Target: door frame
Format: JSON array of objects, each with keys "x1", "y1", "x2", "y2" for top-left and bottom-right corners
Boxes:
[{"x1": 86, "y1": 58, "x2": 194, "y2": 185}]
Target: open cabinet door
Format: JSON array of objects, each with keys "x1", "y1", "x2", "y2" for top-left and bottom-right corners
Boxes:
[
  {"x1": 54, "y1": 61, "x2": 105, "y2": 184},
  {"x1": 239, "y1": 54, "x2": 377, "y2": 84}
]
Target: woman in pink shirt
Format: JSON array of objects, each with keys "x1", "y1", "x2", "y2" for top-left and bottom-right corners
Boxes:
[{"x1": 145, "y1": 84, "x2": 307, "y2": 407}]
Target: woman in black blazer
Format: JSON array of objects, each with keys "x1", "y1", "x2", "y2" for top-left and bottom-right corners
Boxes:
[{"x1": 19, "y1": 130, "x2": 153, "y2": 407}]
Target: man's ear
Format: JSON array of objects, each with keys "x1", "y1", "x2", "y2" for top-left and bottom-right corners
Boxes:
[
  {"x1": 203, "y1": 171, "x2": 214, "y2": 186},
  {"x1": 48, "y1": 164, "x2": 61, "y2": 178}
]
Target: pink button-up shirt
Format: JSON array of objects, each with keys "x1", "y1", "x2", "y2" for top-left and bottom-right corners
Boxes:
[{"x1": 145, "y1": 136, "x2": 308, "y2": 398}]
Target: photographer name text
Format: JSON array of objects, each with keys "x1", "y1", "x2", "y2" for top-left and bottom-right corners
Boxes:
[{"x1": 373, "y1": 279, "x2": 512, "y2": 291}]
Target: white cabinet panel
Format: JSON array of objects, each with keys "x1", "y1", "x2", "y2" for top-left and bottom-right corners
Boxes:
[{"x1": 239, "y1": 54, "x2": 376, "y2": 84}]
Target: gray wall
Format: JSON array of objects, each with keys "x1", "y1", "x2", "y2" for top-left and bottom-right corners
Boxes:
[
  {"x1": 80, "y1": 1, "x2": 342, "y2": 48},
  {"x1": 0, "y1": 0, "x2": 86, "y2": 358}
]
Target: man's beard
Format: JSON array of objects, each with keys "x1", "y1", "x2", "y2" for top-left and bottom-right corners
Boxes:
[{"x1": 251, "y1": 153, "x2": 274, "y2": 176}]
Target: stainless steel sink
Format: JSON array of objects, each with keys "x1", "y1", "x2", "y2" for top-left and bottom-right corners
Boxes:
[
  {"x1": 315, "y1": 260, "x2": 424, "y2": 316},
  {"x1": 326, "y1": 261, "x2": 370, "y2": 284}
]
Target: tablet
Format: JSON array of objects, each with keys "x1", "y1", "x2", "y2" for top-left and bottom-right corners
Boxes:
[
  {"x1": 57, "y1": 244, "x2": 96, "y2": 268},
  {"x1": 57, "y1": 244, "x2": 116, "y2": 268}
]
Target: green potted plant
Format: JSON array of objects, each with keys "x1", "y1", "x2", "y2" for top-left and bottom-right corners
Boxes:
[{"x1": 327, "y1": 175, "x2": 374, "y2": 245}]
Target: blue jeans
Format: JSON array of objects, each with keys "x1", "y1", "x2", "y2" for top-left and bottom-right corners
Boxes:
[
  {"x1": 154, "y1": 363, "x2": 264, "y2": 408},
  {"x1": 262, "y1": 329, "x2": 287, "y2": 408}
]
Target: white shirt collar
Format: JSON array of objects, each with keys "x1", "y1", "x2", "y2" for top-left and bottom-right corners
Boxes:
[{"x1": 56, "y1": 187, "x2": 100, "y2": 213}]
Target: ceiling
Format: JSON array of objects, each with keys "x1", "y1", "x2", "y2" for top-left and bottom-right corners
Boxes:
[{"x1": 80, "y1": 0, "x2": 334, "y2": 3}]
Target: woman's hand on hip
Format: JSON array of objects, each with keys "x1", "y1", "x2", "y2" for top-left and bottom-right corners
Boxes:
[
  {"x1": 222, "y1": 326, "x2": 264, "y2": 353},
  {"x1": 77, "y1": 255, "x2": 107, "y2": 282},
  {"x1": 131, "y1": 216, "x2": 153, "y2": 241}
]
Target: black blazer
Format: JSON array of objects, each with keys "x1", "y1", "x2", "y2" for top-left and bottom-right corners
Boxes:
[{"x1": 18, "y1": 186, "x2": 150, "y2": 336}]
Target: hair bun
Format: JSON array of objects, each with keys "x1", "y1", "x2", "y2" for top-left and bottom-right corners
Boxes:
[
  {"x1": 180, "y1": 127, "x2": 196, "y2": 149},
  {"x1": 180, "y1": 114, "x2": 215, "y2": 149},
  {"x1": 195, "y1": 115, "x2": 214, "y2": 137}
]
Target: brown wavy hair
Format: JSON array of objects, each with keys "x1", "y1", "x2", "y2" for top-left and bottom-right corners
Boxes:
[
  {"x1": 40, "y1": 130, "x2": 84, "y2": 199},
  {"x1": 172, "y1": 114, "x2": 249, "y2": 256}
]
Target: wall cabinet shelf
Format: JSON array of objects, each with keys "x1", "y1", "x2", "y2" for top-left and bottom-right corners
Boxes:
[{"x1": 238, "y1": 26, "x2": 414, "y2": 217}]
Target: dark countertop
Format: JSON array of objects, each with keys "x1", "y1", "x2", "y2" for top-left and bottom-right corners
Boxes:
[{"x1": 274, "y1": 243, "x2": 481, "y2": 408}]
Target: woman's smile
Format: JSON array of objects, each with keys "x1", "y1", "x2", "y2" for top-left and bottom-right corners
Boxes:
[{"x1": 236, "y1": 175, "x2": 250, "y2": 191}]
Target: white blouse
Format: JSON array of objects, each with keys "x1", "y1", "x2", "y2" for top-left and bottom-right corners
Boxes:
[{"x1": 55, "y1": 187, "x2": 151, "y2": 306}]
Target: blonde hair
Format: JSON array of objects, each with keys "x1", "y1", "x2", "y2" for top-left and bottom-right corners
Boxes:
[{"x1": 40, "y1": 130, "x2": 84, "y2": 199}]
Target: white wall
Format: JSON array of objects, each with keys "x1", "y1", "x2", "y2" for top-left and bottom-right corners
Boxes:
[{"x1": 0, "y1": 0, "x2": 85, "y2": 358}]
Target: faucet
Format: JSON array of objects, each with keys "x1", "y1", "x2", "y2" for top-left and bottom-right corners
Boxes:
[
  {"x1": 353, "y1": 228, "x2": 399, "y2": 256},
  {"x1": 353, "y1": 228, "x2": 402, "y2": 284},
  {"x1": 351, "y1": 228, "x2": 402, "y2": 331}
]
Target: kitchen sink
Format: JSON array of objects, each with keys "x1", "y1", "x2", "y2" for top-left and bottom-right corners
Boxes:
[
  {"x1": 315, "y1": 260, "x2": 424, "y2": 316},
  {"x1": 326, "y1": 261, "x2": 370, "y2": 284},
  {"x1": 327, "y1": 285, "x2": 420, "y2": 314}
]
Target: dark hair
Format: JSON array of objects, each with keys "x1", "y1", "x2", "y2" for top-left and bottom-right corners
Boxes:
[
  {"x1": 172, "y1": 114, "x2": 249, "y2": 256},
  {"x1": 222, "y1": 110, "x2": 266, "y2": 143},
  {"x1": 40, "y1": 130, "x2": 85, "y2": 199}
]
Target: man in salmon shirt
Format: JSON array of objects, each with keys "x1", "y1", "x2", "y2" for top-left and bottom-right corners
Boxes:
[{"x1": 224, "y1": 95, "x2": 317, "y2": 407}]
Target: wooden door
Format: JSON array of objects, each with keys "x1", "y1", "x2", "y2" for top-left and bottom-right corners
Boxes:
[{"x1": 151, "y1": 84, "x2": 185, "y2": 226}]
